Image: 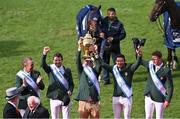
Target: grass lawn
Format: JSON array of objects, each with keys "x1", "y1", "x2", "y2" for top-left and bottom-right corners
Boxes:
[{"x1": 0, "y1": 0, "x2": 180, "y2": 118}]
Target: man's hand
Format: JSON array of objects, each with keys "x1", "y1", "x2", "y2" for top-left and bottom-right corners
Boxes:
[
  {"x1": 43, "y1": 46, "x2": 50, "y2": 55},
  {"x1": 136, "y1": 47, "x2": 142, "y2": 56},
  {"x1": 67, "y1": 90, "x2": 72, "y2": 96},
  {"x1": 36, "y1": 76, "x2": 42, "y2": 84},
  {"x1": 163, "y1": 100, "x2": 169, "y2": 108},
  {"x1": 22, "y1": 78, "x2": 28, "y2": 87},
  {"x1": 99, "y1": 32, "x2": 105, "y2": 38},
  {"x1": 78, "y1": 37, "x2": 83, "y2": 50},
  {"x1": 107, "y1": 37, "x2": 113, "y2": 42}
]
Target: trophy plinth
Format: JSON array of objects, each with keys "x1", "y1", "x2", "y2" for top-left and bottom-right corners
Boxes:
[{"x1": 82, "y1": 33, "x2": 96, "y2": 58}]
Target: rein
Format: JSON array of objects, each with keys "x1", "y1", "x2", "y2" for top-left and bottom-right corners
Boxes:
[{"x1": 156, "y1": 16, "x2": 165, "y2": 33}]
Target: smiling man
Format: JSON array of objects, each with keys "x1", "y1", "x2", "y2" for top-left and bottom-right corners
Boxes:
[
  {"x1": 16, "y1": 57, "x2": 45, "y2": 116},
  {"x1": 41, "y1": 46, "x2": 74, "y2": 119},
  {"x1": 141, "y1": 51, "x2": 174, "y2": 119},
  {"x1": 101, "y1": 48, "x2": 142, "y2": 119},
  {"x1": 23, "y1": 96, "x2": 49, "y2": 118}
]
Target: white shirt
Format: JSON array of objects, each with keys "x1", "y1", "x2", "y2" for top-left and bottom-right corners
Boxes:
[
  {"x1": 155, "y1": 63, "x2": 163, "y2": 72},
  {"x1": 58, "y1": 65, "x2": 65, "y2": 74},
  {"x1": 8, "y1": 101, "x2": 17, "y2": 109}
]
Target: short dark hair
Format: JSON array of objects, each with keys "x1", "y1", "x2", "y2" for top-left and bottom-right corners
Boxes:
[
  {"x1": 107, "y1": 7, "x2": 116, "y2": 12},
  {"x1": 116, "y1": 54, "x2": 126, "y2": 61},
  {"x1": 53, "y1": 52, "x2": 63, "y2": 60},
  {"x1": 152, "y1": 51, "x2": 162, "y2": 58}
]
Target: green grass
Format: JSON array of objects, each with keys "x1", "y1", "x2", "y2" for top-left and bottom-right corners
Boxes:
[{"x1": 0, "y1": 0, "x2": 180, "y2": 118}]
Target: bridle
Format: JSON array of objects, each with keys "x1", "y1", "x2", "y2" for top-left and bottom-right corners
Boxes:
[
  {"x1": 156, "y1": 17, "x2": 164, "y2": 33},
  {"x1": 153, "y1": 1, "x2": 166, "y2": 33},
  {"x1": 153, "y1": 1, "x2": 166, "y2": 20}
]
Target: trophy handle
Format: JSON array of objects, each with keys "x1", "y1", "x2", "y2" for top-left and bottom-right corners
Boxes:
[{"x1": 93, "y1": 38, "x2": 96, "y2": 44}]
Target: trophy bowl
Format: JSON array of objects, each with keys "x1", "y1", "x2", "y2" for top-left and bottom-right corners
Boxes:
[{"x1": 82, "y1": 33, "x2": 96, "y2": 58}]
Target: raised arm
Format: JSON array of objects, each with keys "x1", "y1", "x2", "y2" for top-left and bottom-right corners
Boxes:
[
  {"x1": 101, "y1": 61, "x2": 113, "y2": 73},
  {"x1": 41, "y1": 46, "x2": 51, "y2": 73},
  {"x1": 76, "y1": 39, "x2": 83, "y2": 76},
  {"x1": 139, "y1": 47, "x2": 149, "y2": 68},
  {"x1": 131, "y1": 48, "x2": 142, "y2": 72}
]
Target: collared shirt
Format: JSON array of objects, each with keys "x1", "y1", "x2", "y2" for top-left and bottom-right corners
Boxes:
[
  {"x1": 58, "y1": 65, "x2": 65, "y2": 74},
  {"x1": 23, "y1": 70, "x2": 31, "y2": 76},
  {"x1": 155, "y1": 63, "x2": 163, "y2": 72},
  {"x1": 8, "y1": 101, "x2": 17, "y2": 109},
  {"x1": 31, "y1": 103, "x2": 39, "y2": 113}
]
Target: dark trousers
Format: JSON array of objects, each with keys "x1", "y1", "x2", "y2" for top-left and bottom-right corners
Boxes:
[{"x1": 102, "y1": 50, "x2": 120, "y2": 82}]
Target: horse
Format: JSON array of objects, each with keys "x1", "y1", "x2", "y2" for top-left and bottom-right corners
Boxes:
[
  {"x1": 149, "y1": 0, "x2": 180, "y2": 69},
  {"x1": 76, "y1": 5, "x2": 102, "y2": 39},
  {"x1": 150, "y1": 0, "x2": 180, "y2": 29}
]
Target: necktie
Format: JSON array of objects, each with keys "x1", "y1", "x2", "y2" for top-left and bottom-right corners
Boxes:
[{"x1": 29, "y1": 111, "x2": 34, "y2": 118}]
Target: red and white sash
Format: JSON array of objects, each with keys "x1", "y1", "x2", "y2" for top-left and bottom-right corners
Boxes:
[
  {"x1": 50, "y1": 64, "x2": 69, "y2": 90},
  {"x1": 83, "y1": 65, "x2": 100, "y2": 95},
  {"x1": 149, "y1": 61, "x2": 166, "y2": 97},
  {"x1": 113, "y1": 65, "x2": 132, "y2": 98},
  {"x1": 16, "y1": 70, "x2": 40, "y2": 97}
]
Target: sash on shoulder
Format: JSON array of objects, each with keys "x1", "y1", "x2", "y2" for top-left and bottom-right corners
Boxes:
[
  {"x1": 50, "y1": 64, "x2": 69, "y2": 90},
  {"x1": 83, "y1": 65, "x2": 100, "y2": 95},
  {"x1": 113, "y1": 65, "x2": 132, "y2": 98},
  {"x1": 149, "y1": 61, "x2": 166, "y2": 97},
  {"x1": 16, "y1": 70, "x2": 40, "y2": 97}
]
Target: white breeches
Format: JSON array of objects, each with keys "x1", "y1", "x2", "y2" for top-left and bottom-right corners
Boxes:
[
  {"x1": 145, "y1": 96, "x2": 164, "y2": 119},
  {"x1": 112, "y1": 96, "x2": 132, "y2": 119},
  {"x1": 50, "y1": 99, "x2": 71, "y2": 119}
]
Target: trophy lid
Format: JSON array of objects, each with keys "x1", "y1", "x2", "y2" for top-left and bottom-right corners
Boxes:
[
  {"x1": 84, "y1": 33, "x2": 92, "y2": 40},
  {"x1": 83, "y1": 33, "x2": 94, "y2": 46}
]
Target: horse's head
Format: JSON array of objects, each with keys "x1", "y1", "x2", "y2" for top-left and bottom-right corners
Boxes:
[
  {"x1": 88, "y1": 5, "x2": 102, "y2": 24},
  {"x1": 150, "y1": 0, "x2": 167, "y2": 22},
  {"x1": 76, "y1": 5, "x2": 102, "y2": 38},
  {"x1": 87, "y1": 5, "x2": 102, "y2": 32}
]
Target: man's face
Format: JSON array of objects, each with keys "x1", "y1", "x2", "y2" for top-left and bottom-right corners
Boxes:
[
  {"x1": 85, "y1": 59, "x2": 94, "y2": 67},
  {"x1": 53, "y1": 56, "x2": 63, "y2": 67},
  {"x1": 89, "y1": 20, "x2": 97, "y2": 30},
  {"x1": 151, "y1": 55, "x2": 162, "y2": 66},
  {"x1": 107, "y1": 11, "x2": 116, "y2": 20},
  {"x1": 28, "y1": 99, "x2": 37, "y2": 111},
  {"x1": 24, "y1": 60, "x2": 34, "y2": 72},
  {"x1": 12, "y1": 96, "x2": 19, "y2": 106},
  {"x1": 116, "y1": 57, "x2": 125, "y2": 68}
]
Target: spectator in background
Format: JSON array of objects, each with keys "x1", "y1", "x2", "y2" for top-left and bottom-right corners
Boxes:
[
  {"x1": 3, "y1": 87, "x2": 22, "y2": 118},
  {"x1": 101, "y1": 7, "x2": 126, "y2": 85},
  {"x1": 23, "y1": 96, "x2": 49, "y2": 118}
]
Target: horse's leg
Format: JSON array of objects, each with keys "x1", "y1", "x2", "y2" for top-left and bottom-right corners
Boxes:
[
  {"x1": 172, "y1": 48, "x2": 178, "y2": 69},
  {"x1": 167, "y1": 48, "x2": 173, "y2": 68}
]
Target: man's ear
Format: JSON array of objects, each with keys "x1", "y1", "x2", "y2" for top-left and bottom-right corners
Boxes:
[{"x1": 23, "y1": 62, "x2": 27, "y2": 67}]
